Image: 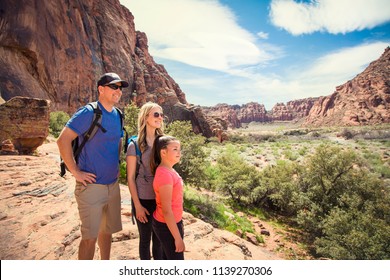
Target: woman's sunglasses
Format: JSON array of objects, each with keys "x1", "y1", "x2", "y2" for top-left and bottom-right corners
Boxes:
[
  {"x1": 105, "y1": 84, "x2": 123, "y2": 90},
  {"x1": 153, "y1": 112, "x2": 164, "y2": 118}
]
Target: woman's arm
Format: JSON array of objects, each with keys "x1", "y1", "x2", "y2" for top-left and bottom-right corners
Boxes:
[
  {"x1": 126, "y1": 155, "x2": 149, "y2": 223},
  {"x1": 159, "y1": 184, "x2": 185, "y2": 252}
]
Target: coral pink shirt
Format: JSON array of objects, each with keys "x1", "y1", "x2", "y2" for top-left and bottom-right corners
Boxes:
[{"x1": 153, "y1": 166, "x2": 183, "y2": 223}]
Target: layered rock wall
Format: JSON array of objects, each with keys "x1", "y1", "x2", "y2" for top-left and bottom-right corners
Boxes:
[{"x1": 305, "y1": 47, "x2": 390, "y2": 126}]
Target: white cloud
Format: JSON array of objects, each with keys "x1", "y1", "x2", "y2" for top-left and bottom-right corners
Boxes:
[
  {"x1": 270, "y1": 0, "x2": 390, "y2": 35},
  {"x1": 120, "y1": 0, "x2": 389, "y2": 109},
  {"x1": 121, "y1": 0, "x2": 276, "y2": 71},
  {"x1": 176, "y1": 42, "x2": 390, "y2": 109},
  {"x1": 295, "y1": 41, "x2": 390, "y2": 85},
  {"x1": 257, "y1": 31, "x2": 269, "y2": 39}
]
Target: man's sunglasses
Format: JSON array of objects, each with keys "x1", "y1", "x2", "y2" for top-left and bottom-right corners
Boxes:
[
  {"x1": 153, "y1": 112, "x2": 164, "y2": 118},
  {"x1": 105, "y1": 84, "x2": 123, "y2": 90}
]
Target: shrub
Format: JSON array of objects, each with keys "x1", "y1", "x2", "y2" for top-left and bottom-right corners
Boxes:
[
  {"x1": 254, "y1": 160, "x2": 301, "y2": 215},
  {"x1": 49, "y1": 111, "x2": 70, "y2": 137},
  {"x1": 215, "y1": 145, "x2": 261, "y2": 206},
  {"x1": 165, "y1": 121, "x2": 208, "y2": 189},
  {"x1": 295, "y1": 144, "x2": 390, "y2": 259},
  {"x1": 184, "y1": 187, "x2": 260, "y2": 240},
  {"x1": 338, "y1": 128, "x2": 354, "y2": 139},
  {"x1": 123, "y1": 103, "x2": 140, "y2": 137}
]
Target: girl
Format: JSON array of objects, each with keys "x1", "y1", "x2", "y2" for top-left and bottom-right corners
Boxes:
[
  {"x1": 126, "y1": 102, "x2": 164, "y2": 260},
  {"x1": 150, "y1": 135, "x2": 185, "y2": 260}
]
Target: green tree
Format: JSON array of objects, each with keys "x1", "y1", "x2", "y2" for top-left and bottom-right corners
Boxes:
[
  {"x1": 295, "y1": 144, "x2": 390, "y2": 259},
  {"x1": 49, "y1": 111, "x2": 70, "y2": 137},
  {"x1": 123, "y1": 103, "x2": 139, "y2": 137},
  {"x1": 165, "y1": 120, "x2": 208, "y2": 189},
  {"x1": 254, "y1": 160, "x2": 301, "y2": 215},
  {"x1": 215, "y1": 145, "x2": 261, "y2": 206}
]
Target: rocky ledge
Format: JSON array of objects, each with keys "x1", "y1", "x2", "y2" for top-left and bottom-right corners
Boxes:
[{"x1": 0, "y1": 139, "x2": 284, "y2": 260}]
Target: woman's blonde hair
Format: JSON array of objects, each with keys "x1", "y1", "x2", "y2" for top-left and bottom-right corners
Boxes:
[{"x1": 137, "y1": 102, "x2": 164, "y2": 152}]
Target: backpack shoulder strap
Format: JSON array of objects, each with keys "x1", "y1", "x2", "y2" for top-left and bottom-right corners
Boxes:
[
  {"x1": 129, "y1": 136, "x2": 142, "y2": 157},
  {"x1": 114, "y1": 106, "x2": 124, "y2": 128},
  {"x1": 60, "y1": 101, "x2": 103, "y2": 177},
  {"x1": 116, "y1": 107, "x2": 130, "y2": 153},
  {"x1": 73, "y1": 102, "x2": 103, "y2": 159}
]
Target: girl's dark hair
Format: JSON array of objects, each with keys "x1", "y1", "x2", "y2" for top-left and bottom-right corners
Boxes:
[{"x1": 150, "y1": 134, "x2": 178, "y2": 175}]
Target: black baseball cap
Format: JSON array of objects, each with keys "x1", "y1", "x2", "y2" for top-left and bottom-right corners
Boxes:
[{"x1": 97, "y1": 73, "x2": 129, "y2": 88}]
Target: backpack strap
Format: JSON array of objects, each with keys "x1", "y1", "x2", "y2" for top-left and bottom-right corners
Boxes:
[
  {"x1": 128, "y1": 136, "x2": 142, "y2": 225},
  {"x1": 60, "y1": 102, "x2": 105, "y2": 177},
  {"x1": 113, "y1": 106, "x2": 129, "y2": 154},
  {"x1": 74, "y1": 102, "x2": 104, "y2": 162},
  {"x1": 129, "y1": 136, "x2": 142, "y2": 177}
]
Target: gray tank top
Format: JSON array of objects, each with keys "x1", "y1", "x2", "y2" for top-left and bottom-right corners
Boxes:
[{"x1": 126, "y1": 142, "x2": 155, "y2": 199}]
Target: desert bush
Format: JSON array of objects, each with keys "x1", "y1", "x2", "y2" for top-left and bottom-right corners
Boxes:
[
  {"x1": 215, "y1": 145, "x2": 261, "y2": 206},
  {"x1": 295, "y1": 144, "x2": 390, "y2": 259},
  {"x1": 49, "y1": 111, "x2": 70, "y2": 137},
  {"x1": 203, "y1": 163, "x2": 220, "y2": 191},
  {"x1": 123, "y1": 103, "x2": 140, "y2": 137},
  {"x1": 243, "y1": 143, "x2": 390, "y2": 259},
  {"x1": 184, "y1": 187, "x2": 260, "y2": 240},
  {"x1": 165, "y1": 121, "x2": 208, "y2": 189},
  {"x1": 227, "y1": 133, "x2": 247, "y2": 143},
  {"x1": 338, "y1": 128, "x2": 355, "y2": 139},
  {"x1": 253, "y1": 160, "x2": 301, "y2": 215}
]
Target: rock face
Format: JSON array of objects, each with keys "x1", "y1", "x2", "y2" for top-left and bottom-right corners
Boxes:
[
  {"x1": 0, "y1": 140, "x2": 282, "y2": 260},
  {"x1": 305, "y1": 47, "x2": 390, "y2": 126},
  {"x1": 238, "y1": 102, "x2": 269, "y2": 123},
  {"x1": 270, "y1": 98, "x2": 319, "y2": 121},
  {"x1": 287, "y1": 98, "x2": 319, "y2": 119},
  {"x1": 0, "y1": 97, "x2": 50, "y2": 154},
  {"x1": 0, "y1": 0, "x2": 211, "y2": 137},
  {"x1": 270, "y1": 103, "x2": 293, "y2": 121}
]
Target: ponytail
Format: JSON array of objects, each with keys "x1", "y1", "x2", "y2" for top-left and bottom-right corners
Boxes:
[{"x1": 150, "y1": 134, "x2": 178, "y2": 175}]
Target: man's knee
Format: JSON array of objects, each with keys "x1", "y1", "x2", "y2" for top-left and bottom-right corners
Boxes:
[{"x1": 80, "y1": 238, "x2": 97, "y2": 247}]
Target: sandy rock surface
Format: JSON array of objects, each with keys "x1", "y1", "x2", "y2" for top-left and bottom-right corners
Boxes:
[{"x1": 0, "y1": 139, "x2": 283, "y2": 260}]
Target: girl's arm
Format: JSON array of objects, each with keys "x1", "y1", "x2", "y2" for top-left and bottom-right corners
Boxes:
[
  {"x1": 126, "y1": 155, "x2": 150, "y2": 223},
  {"x1": 159, "y1": 184, "x2": 185, "y2": 252}
]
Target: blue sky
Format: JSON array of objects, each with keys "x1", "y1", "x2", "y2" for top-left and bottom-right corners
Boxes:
[{"x1": 120, "y1": 0, "x2": 390, "y2": 110}]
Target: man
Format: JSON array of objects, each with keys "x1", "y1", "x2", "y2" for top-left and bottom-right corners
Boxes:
[{"x1": 57, "y1": 72, "x2": 128, "y2": 260}]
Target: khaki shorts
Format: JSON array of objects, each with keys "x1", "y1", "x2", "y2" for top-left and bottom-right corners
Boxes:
[{"x1": 75, "y1": 181, "x2": 122, "y2": 240}]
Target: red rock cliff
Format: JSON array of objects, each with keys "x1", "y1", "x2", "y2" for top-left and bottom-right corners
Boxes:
[
  {"x1": 0, "y1": 0, "x2": 212, "y2": 136},
  {"x1": 305, "y1": 47, "x2": 390, "y2": 126}
]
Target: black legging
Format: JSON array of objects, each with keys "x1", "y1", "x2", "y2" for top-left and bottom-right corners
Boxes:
[
  {"x1": 133, "y1": 199, "x2": 163, "y2": 260},
  {"x1": 152, "y1": 219, "x2": 184, "y2": 260}
]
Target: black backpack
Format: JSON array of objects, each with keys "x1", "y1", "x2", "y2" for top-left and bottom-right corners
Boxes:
[{"x1": 59, "y1": 101, "x2": 127, "y2": 177}]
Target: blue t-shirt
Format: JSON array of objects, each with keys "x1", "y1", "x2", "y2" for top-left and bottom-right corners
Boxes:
[{"x1": 66, "y1": 101, "x2": 122, "y2": 184}]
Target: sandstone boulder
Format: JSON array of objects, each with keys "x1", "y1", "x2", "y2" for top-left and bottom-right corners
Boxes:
[{"x1": 0, "y1": 96, "x2": 50, "y2": 154}]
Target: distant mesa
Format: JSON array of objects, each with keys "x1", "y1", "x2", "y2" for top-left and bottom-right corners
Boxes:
[{"x1": 202, "y1": 47, "x2": 390, "y2": 129}]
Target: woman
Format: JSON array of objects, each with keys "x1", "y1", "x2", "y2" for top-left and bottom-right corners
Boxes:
[
  {"x1": 150, "y1": 135, "x2": 185, "y2": 260},
  {"x1": 126, "y1": 102, "x2": 164, "y2": 260}
]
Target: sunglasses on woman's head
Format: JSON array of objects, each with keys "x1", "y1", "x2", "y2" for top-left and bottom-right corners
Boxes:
[
  {"x1": 105, "y1": 84, "x2": 123, "y2": 90},
  {"x1": 153, "y1": 112, "x2": 164, "y2": 118}
]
